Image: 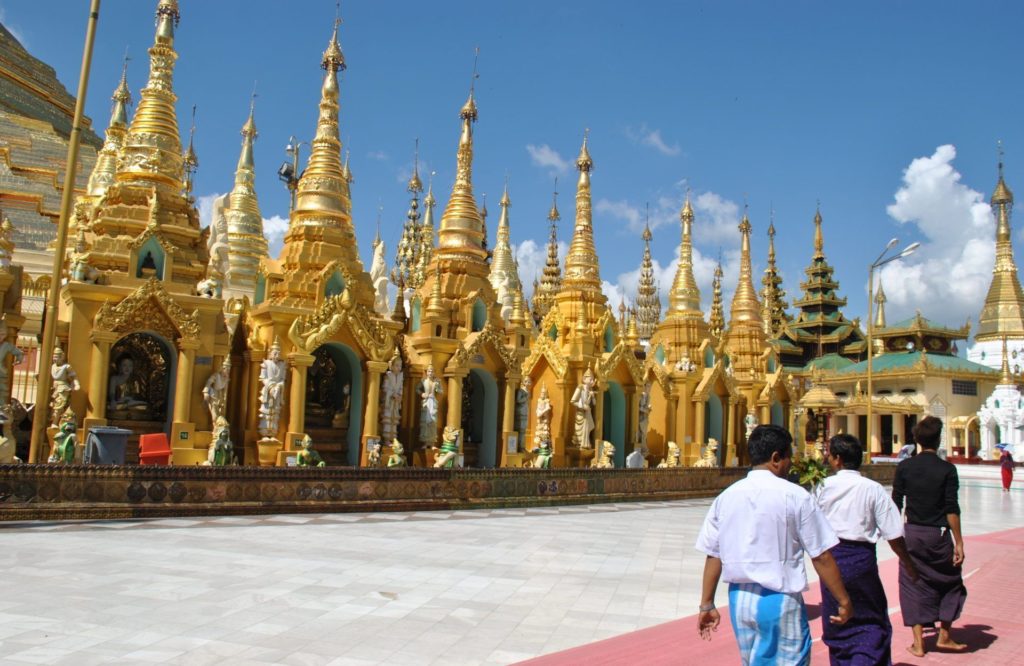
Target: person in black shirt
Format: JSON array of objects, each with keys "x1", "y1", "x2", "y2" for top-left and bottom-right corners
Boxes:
[{"x1": 892, "y1": 416, "x2": 967, "y2": 657}]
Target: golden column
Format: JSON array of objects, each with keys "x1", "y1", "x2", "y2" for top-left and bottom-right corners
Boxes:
[
  {"x1": 87, "y1": 331, "x2": 118, "y2": 419},
  {"x1": 693, "y1": 397, "x2": 705, "y2": 465},
  {"x1": 502, "y1": 377, "x2": 518, "y2": 438},
  {"x1": 725, "y1": 398, "x2": 737, "y2": 466},
  {"x1": 445, "y1": 372, "x2": 466, "y2": 430},
  {"x1": 286, "y1": 352, "x2": 315, "y2": 449},
  {"x1": 172, "y1": 339, "x2": 199, "y2": 424},
  {"x1": 360, "y1": 359, "x2": 388, "y2": 465}
]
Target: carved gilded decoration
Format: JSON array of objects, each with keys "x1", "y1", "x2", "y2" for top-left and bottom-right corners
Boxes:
[
  {"x1": 445, "y1": 324, "x2": 518, "y2": 373},
  {"x1": 287, "y1": 288, "x2": 392, "y2": 361},
  {"x1": 94, "y1": 277, "x2": 200, "y2": 341}
]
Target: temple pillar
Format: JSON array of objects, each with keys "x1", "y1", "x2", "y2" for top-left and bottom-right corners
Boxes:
[
  {"x1": 627, "y1": 385, "x2": 639, "y2": 453},
  {"x1": 285, "y1": 351, "x2": 315, "y2": 451},
  {"x1": 86, "y1": 330, "x2": 117, "y2": 421},
  {"x1": 594, "y1": 381, "x2": 605, "y2": 448},
  {"x1": 360, "y1": 359, "x2": 388, "y2": 466},
  {"x1": 445, "y1": 372, "x2": 465, "y2": 431},
  {"x1": 725, "y1": 398, "x2": 737, "y2": 466},
  {"x1": 500, "y1": 375, "x2": 520, "y2": 467},
  {"x1": 171, "y1": 339, "x2": 200, "y2": 448}
]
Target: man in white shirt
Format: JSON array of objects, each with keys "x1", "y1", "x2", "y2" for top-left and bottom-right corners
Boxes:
[
  {"x1": 816, "y1": 433, "x2": 919, "y2": 665},
  {"x1": 696, "y1": 424, "x2": 852, "y2": 666}
]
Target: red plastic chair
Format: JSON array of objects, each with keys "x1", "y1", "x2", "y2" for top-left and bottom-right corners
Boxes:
[{"x1": 139, "y1": 433, "x2": 171, "y2": 465}]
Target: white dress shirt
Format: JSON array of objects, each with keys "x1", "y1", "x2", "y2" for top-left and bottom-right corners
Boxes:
[
  {"x1": 696, "y1": 469, "x2": 838, "y2": 595},
  {"x1": 814, "y1": 469, "x2": 904, "y2": 543}
]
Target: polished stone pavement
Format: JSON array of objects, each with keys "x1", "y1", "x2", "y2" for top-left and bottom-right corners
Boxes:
[{"x1": 1, "y1": 467, "x2": 1020, "y2": 665}]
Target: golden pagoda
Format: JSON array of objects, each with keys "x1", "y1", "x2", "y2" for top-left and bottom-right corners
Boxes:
[
  {"x1": 643, "y1": 194, "x2": 736, "y2": 466},
  {"x1": 53, "y1": 0, "x2": 229, "y2": 463},
  {"x1": 84, "y1": 58, "x2": 130, "y2": 201},
  {"x1": 247, "y1": 16, "x2": 400, "y2": 467},
  {"x1": 522, "y1": 134, "x2": 644, "y2": 468},
  {"x1": 401, "y1": 78, "x2": 527, "y2": 469}
]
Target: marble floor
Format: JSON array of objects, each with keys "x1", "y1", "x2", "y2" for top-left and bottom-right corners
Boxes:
[{"x1": 1, "y1": 468, "x2": 1021, "y2": 665}]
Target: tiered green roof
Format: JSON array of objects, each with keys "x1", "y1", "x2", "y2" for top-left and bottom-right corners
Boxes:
[{"x1": 773, "y1": 208, "x2": 866, "y2": 369}]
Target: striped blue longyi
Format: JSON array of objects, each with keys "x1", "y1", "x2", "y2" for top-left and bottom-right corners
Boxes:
[{"x1": 728, "y1": 582, "x2": 811, "y2": 666}]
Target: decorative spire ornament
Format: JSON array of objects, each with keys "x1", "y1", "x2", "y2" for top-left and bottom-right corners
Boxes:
[
  {"x1": 86, "y1": 55, "x2": 132, "y2": 198},
  {"x1": 222, "y1": 94, "x2": 268, "y2": 296},
  {"x1": 489, "y1": 181, "x2": 517, "y2": 321},
  {"x1": 532, "y1": 179, "x2": 563, "y2": 325},
  {"x1": 561, "y1": 130, "x2": 603, "y2": 298},
  {"x1": 760, "y1": 208, "x2": 789, "y2": 337},
  {"x1": 710, "y1": 259, "x2": 725, "y2": 338},
  {"x1": 634, "y1": 206, "x2": 661, "y2": 341},
  {"x1": 667, "y1": 192, "x2": 702, "y2": 318},
  {"x1": 728, "y1": 206, "x2": 763, "y2": 328},
  {"x1": 874, "y1": 281, "x2": 887, "y2": 329}
]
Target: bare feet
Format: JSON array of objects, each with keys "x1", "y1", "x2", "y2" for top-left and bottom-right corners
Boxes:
[
  {"x1": 936, "y1": 637, "x2": 967, "y2": 651},
  {"x1": 906, "y1": 644, "x2": 926, "y2": 658}
]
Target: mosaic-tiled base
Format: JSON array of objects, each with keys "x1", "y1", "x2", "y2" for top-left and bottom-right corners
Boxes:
[{"x1": 0, "y1": 464, "x2": 897, "y2": 521}]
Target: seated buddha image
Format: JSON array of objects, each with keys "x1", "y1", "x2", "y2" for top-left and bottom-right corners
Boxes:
[{"x1": 108, "y1": 355, "x2": 150, "y2": 418}]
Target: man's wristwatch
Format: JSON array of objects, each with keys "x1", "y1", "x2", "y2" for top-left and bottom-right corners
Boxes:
[{"x1": 699, "y1": 603, "x2": 715, "y2": 612}]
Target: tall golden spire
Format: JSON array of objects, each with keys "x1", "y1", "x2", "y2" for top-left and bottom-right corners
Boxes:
[
  {"x1": 1001, "y1": 336, "x2": 1013, "y2": 384},
  {"x1": 874, "y1": 281, "x2": 887, "y2": 329},
  {"x1": 729, "y1": 208, "x2": 763, "y2": 327},
  {"x1": 532, "y1": 181, "x2": 563, "y2": 325},
  {"x1": 86, "y1": 56, "x2": 132, "y2": 197},
  {"x1": 436, "y1": 52, "x2": 487, "y2": 267},
  {"x1": 709, "y1": 260, "x2": 725, "y2": 337},
  {"x1": 760, "y1": 210, "x2": 789, "y2": 336},
  {"x1": 292, "y1": 18, "x2": 350, "y2": 224},
  {"x1": 561, "y1": 131, "x2": 604, "y2": 298},
  {"x1": 489, "y1": 182, "x2": 517, "y2": 319},
  {"x1": 223, "y1": 97, "x2": 268, "y2": 294},
  {"x1": 182, "y1": 105, "x2": 198, "y2": 200},
  {"x1": 976, "y1": 146, "x2": 1024, "y2": 341},
  {"x1": 635, "y1": 211, "x2": 661, "y2": 341},
  {"x1": 668, "y1": 192, "x2": 702, "y2": 317},
  {"x1": 118, "y1": 0, "x2": 184, "y2": 191},
  {"x1": 812, "y1": 204, "x2": 824, "y2": 261}
]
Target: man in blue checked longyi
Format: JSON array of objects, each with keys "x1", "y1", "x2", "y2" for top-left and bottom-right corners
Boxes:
[{"x1": 695, "y1": 424, "x2": 853, "y2": 665}]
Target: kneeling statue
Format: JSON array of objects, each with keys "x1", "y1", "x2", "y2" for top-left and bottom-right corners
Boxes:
[
  {"x1": 296, "y1": 434, "x2": 326, "y2": 468},
  {"x1": 387, "y1": 439, "x2": 407, "y2": 468},
  {"x1": 531, "y1": 440, "x2": 553, "y2": 469},
  {"x1": 50, "y1": 413, "x2": 77, "y2": 464},
  {"x1": 433, "y1": 426, "x2": 461, "y2": 469},
  {"x1": 204, "y1": 422, "x2": 234, "y2": 466}
]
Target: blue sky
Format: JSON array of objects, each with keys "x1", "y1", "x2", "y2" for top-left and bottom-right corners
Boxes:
[{"x1": 2, "y1": 0, "x2": 1022, "y2": 331}]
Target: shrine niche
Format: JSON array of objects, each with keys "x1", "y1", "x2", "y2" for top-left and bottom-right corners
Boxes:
[
  {"x1": 107, "y1": 332, "x2": 172, "y2": 422},
  {"x1": 303, "y1": 343, "x2": 363, "y2": 466}
]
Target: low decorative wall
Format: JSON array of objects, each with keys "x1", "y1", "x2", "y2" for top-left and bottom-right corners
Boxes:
[{"x1": 0, "y1": 464, "x2": 897, "y2": 522}]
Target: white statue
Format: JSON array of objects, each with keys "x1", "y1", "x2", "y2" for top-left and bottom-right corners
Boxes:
[
  {"x1": 515, "y1": 376, "x2": 532, "y2": 440},
  {"x1": 593, "y1": 440, "x2": 615, "y2": 468},
  {"x1": 745, "y1": 411, "x2": 758, "y2": 439},
  {"x1": 636, "y1": 381, "x2": 652, "y2": 454},
  {"x1": 694, "y1": 439, "x2": 719, "y2": 468},
  {"x1": 532, "y1": 384, "x2": 554, "y2": 468},
  {"x1": 69, "y1": 229, "x2": 99, "y2": 284},
  {"x1": 380, "y1": 351, "x2": 403, "y2": 442},
  {"x1": 203, "y1": 358, "x2": 231, "y2": 424},
  {"x1": 418, "y1": 364, "x2": 442, "y2": 445},
  {"x1": 196, "y1": 273, "x2": 222, "y2": 298},
  {"x1": 369, "y1": 236, "x2": 390, "y2": 316},
  {"x1": 0, "y1": 326, "x2": 24, "y2": 404},
  {"x1": 50, "y1": 345, "x2": 80, "y2": 428},
  {"x1": 674, "y1": 353, "x2": 695, "y2": 373},
  {"x1": 258, "y1": 339, "x2": 287, "y2": 437},
  {"x1": 571, "y1": 366, "x2": 597, "y2": 449},
  {"x1": 206, "y1": 193, "x2": 230, "y2": 281}
]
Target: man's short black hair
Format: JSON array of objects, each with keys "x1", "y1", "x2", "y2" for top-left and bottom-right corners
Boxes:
[
  {"x1": 913, "y1": 416, "x2": 942, "y2": 450},
  {"x1": 828, "y1": 433, "x2": 863, "y2": 470},
  {"x1": 748, "y1": 424, "x2": 793, "y2": 466}
]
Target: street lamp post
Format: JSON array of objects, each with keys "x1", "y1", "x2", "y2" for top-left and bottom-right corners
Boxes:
[
  {"x1": 277, "y1": 136, "x2": 305, "y2": 211},
  {"x1": 866, "y1": 239, "x2": 920, "y2": 461}
]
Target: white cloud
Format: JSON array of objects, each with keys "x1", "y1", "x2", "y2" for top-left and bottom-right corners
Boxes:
[
  {"x1": 878, "y1": 144, "x2": 994, "y2": 328},
  {"x1": 196, "y1": 192, "x2": 223, "y2": 229},
  {"x1": 263, "y1": 215, "x2": 289, "y2": 257},
  {"x1": 526, "y1": 144, "x2": 570, "y2": 175},
  {"x1": 367, "y1": 150, "x2": 388, "y2": 161},
  {"x1": 626, "y1": 124, "x2": 681, "y2": 156},
  {"x1": 513, "y1": 239, "x2": 567, "y2": 298},
  {"x1": 594, "y1": 191, "x2": 744, "y2": 243},
  {"x1": 693, "y1": 192, "x2": 741, "y2": 245}
]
